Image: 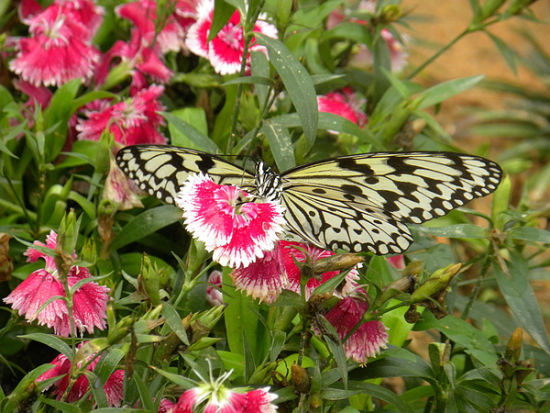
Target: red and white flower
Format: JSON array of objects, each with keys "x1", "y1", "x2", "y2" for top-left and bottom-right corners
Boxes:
[
  {"x1": 186, "y1": 0, "x2": 277, "y2": 75},
  {"x1": 176, "y1": 174, "x2": 285, "y2": 268},
  {"x1": 3, "y1": 231, "x2": 109, "y2": 337},
  {"x1": 282, "y1": 240, "x2": 360, "y2": 300},
  {"x1": 10, "y1": 1, "x2": 101, "y2": 87},
  {"x1": 323, "y1": 294, "x2": 388, "y2": 364},
  {"x1": 173, "y1": 369, "x2": 277, "y2": 413},
  {"x1": 231, "y1": 244, "x2": 288, "y2": 304},
  {"x1": 76, "y1": 84, "x2": 166, "y2": 145},
  {"x1": 317, "y1": 87, "x2": 367, "y2": 128},
  {"x1": 37, "y1": 342, "x2": 124, "y2": 406}
]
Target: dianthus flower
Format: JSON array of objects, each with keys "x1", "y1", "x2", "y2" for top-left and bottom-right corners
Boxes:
[
  {"x1": 317, "y1": 87, "x2": 367, "y2": 128},
  {"x1": 186, "y1": 0, "x2": 277, "y2": 75},
  {"x1": 76, "y1": 84, "x2": 166, "y2": 145},
  {"x1": 323, "y1": 292, "x2": 388, "y2": 364},
  {"x1": 173, "y1": 370, "x2": 277, "y2": 413},
  {"x1": 37, "y1": 342, "x2": 124, "y2": 406},
  {"x1": 10, "y1": 1, "x2": 102, "y2": 87},
  {"x1": 176, "y1": 174, "x2": 285, "y2": 268},
  {"x1": 3, "y1": 231, "x2": 109, "y2": 337},
  {"x1": 116, "y1": 0, "x2": 184, "y2": 54}
]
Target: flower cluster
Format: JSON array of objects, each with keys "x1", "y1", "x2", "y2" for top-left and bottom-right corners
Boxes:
[
  {"x1": 3, "y1": 231, "x2": 109, "y2": 337},
  {"x1": 176, "y1": 174, "x2": 390, "y2": 363},
  {"x1": 37, "y1": 342, "x2": 124, "y2": 406}
]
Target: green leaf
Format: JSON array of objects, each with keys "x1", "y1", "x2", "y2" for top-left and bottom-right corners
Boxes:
[
  {"x1": 40, "y1": 398, "x2": 82, "y2": 413},
  {"x1": 250, "y1": 51, "x2": 271, "y2": 109},
  {"x1": 417, "y1": 313, "x2": 499, "y2": 367},
  {"x1": 162, "y1": 303, "x2": 189, "y2": 345},
  {"x1": 163, "y1": 111, "x2": 219, "y2": 153},
  {"x1": 485, "y1": 31, "x2": 517, "y2": 74},
  {"x1": 348, "y1": 382, "x2": 413, "y2": 413},
  {"x1": 415, "y1": 75, "x2": 485, "y2": 110},
  {"x1": 508, "y1": 227, "x2": 550, "y2": 244},
  {"x1": 110, "y1": 205, "x2": 183, "y2": 251},
  {"x1": 168, "y1": 108, "x2": 209, "y2": 150},
  {"x1": 261, "y1": 120, "x2": 295, "y2": 171},
  {"x1": 209, "y1": 0, "x2": 235, "y2": 41},
  {"x1": 416, "y1": 224, "x2": 489, "y2": 239},
  {"x1": 255, "y1": 33, "x2": 318, "y2": 150},
  {"x1": 44, "y1": 78, "x2": 81, "y2": 161},
  {"x1": 18, "y1": 333, "x2": 73, "y2": 359},
  {"x1": 494, "y1": 253, "x2": 550, "y2": 353}
]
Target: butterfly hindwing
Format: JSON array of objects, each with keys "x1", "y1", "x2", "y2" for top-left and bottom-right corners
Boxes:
[
  {"x1": 280, "y1": 152, "x2": 502, "y2": 253},
  {"x1": 116, "y1": 145, "x2": 255, "y2": 204}
]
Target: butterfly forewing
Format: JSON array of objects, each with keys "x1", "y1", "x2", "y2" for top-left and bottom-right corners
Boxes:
[{"x1": 116, "y1": 145, "x2": 255, "y2": 204}]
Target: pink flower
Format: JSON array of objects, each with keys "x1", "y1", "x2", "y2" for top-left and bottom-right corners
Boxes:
[
  {"x1": 358, "y1": 28, "x2": 409, "y2": 72},
  {"x1": 37, "y1": 342, "x2": 124, "y2": 406},
  {"x1": 76, "y1": 85, "x2": 166, "y2": 145},
  {"x1": 281, "y1": 240, "x2": 359, "y2": 300},
  {"x1": 3, "y1": 231, "x2": 109, "y2": 336},
  {"x1": 94, "y1": 29, "x2": 173, "y2": 92},
  {"x1": 317, "y1": 87, "x2": 367, "y2": 128},
  {"x1": 324, "y1": 295, "x2": 388, "y2": 364},
  {"x1": 117, "y1": 0, "x2": 184, "y2": 54},
  {"x1": 176, "y1": 174, "x2": 285, "y2": 268},
  {"x1": 173, "y1": 370, "x2": 277, "y2": 413},
  {"x1": 231, "y1": 245, "x2": 288, "y2": 304},
  {"x1": 186, "y1": 0, "x2": 277, "y2": 75},
  {"x1": 206, "y1": 270, "x2": 223, "y2": 306},
  {"x1": 387, "y1": 254, "x2": 405, "y2": 270},
  {"x1": 159, "y1": 398, "x2": 177, "y2": 413},
  {"x1": 10, "y1": 2, "x2": 101, "y2": 87},
  {"x1": 174, "y1": 0, "x2": 199, "y2": 32}
]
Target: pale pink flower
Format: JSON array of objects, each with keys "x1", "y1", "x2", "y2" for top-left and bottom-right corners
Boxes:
[
  {"x1": 3, "y1": 231, "x2": 109, "y2": 336},
  {"x1": 317, "y1": 87, "x2": 367, "y2": 128},
  {"x1": 116, "y1": 0, "x2": 184, "y2": 54},
  {"x1": 76, "y1": 85, "x2": 166, "y2": 145},
  {"x1": 231, "y1": 245, "x2": 288, "y2": 304},
  {"x1": 37, "y1": 342, "x2": 124, "y2": 406},
  {"x1": 10, "y1": 2, "x2": 101, "y2": 87},
  {"x1": 324, "y1": 295, "x2": 388, "y2": 364},
  {"x1": 176, "y1": 174, "x2": 285, "y2": 268},
  {"x1": 186, "y1": 0, "x2": 277, "y2": 75},
  {"x1": 358, "y1": 28, "x2": 409, "y2": 72},
  {"x1": 326, "y1": 1, "x2": 408, "y2": 72},
  {"x1": 104, "y1": 158, "x2": 144, "y2": 210},
  {"x1": 281, "y1": 240, "x2": 359, "y2": 300},
  {"x1": 206, "y1": 270, "x2": 223, "y2": 306},
  {"x1": 159, "y1": 398, "x2": 177, "y2": 413}
]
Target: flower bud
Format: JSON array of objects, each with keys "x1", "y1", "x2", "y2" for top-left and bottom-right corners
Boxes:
[{"x1": 410, "y1": 263, "x2": 461, "y2": 303}]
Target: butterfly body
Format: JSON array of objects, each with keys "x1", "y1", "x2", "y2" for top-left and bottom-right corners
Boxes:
[{"x1": 116, "y1": 145, "x2": 502, "y2": 255}]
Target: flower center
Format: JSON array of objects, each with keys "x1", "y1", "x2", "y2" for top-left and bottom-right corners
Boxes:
[{"x1": 219, "y1": 23, "x2": 243, "y2": 49}]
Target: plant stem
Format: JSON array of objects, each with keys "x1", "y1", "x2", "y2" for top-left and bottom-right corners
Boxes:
[{"x1": 407, "y1": 28, "x2": 471, "y2": 80}]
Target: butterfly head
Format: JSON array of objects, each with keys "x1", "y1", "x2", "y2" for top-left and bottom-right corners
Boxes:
[{"x1": 255, "y1": 161, "x2": 283, "y2": 201}]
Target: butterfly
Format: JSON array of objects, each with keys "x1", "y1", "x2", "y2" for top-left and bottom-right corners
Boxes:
[{"x1": 116, "y1": 145, "x2": 502, "y2": 255}]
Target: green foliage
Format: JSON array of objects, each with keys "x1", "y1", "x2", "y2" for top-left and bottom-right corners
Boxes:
[{"x1": 1, "y1": 0, "x2": 549, "y2": 412}]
